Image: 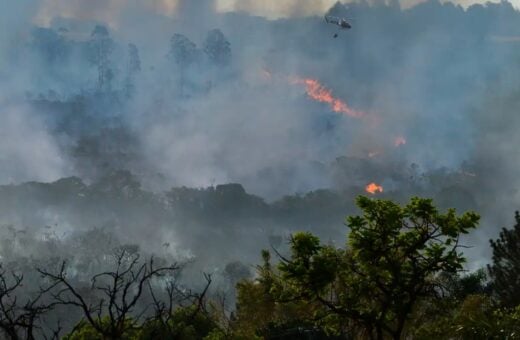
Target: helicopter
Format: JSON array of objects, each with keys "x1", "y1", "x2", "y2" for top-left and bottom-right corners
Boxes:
[{"x1": 325, "y1": 15, "x2": 352, "y2": 38}]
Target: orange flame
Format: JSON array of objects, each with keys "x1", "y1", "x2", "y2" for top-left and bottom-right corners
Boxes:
[
  {"x1": 292, "y1": 77, "x2": 365, "y2": 118},
  {"x1": 365, "y1": 182, "x2": 383, "y2": 194},
  {"x1": 394, "y1": 136, "x2": 406, "y2": 147}
]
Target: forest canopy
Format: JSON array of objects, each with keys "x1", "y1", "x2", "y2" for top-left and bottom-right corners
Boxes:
[{"x1": 0, "y1": 196, "x2": 518, "y2": 339}]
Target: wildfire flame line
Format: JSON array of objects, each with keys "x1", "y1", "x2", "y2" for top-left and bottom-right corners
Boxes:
[
  {"x1": 365, "y1": 182, "x2": 383, "y2": 194},
  {"x1": 291, "y1": 77, "x2": 365, "y2": 118}
]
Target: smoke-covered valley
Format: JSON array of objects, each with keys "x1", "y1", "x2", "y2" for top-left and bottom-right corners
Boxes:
[{"x1": 2, "y1": 0, "x2": 520, "y2": 308}]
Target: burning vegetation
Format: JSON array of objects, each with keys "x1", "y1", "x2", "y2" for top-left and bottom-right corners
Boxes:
[
  {"x1": 366, "y1": 182, "x2": 384, "y2": 194},
  {"x1": 291, "y1": 77, "x2": 366, "y2": 118}
]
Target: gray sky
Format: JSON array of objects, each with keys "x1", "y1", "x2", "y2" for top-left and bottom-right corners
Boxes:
[{"x1": 32, "y1": 0, "x2": 516, "y2": 26}]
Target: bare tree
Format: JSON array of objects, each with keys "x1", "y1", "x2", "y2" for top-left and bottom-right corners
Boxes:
[
  {"x1": 38, "y1": 249, "x2": 179, "y2": 339},
  {"x1": 0, "y1": 266, "x2": 60, "y2": 340},
  {"x1": 146, "y1": 273, "x2": 213, "y2": 337}
]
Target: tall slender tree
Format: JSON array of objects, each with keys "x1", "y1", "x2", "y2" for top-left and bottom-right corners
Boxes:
[
  {"x1": 488, "y1": 211, "x2": 520, "y2": 307},
  {"x1": 124, "y1": 43, "x2": 141, "y2": 98},
  {"x1": 88, "y1": 25, "x2": 114, "y2": 92}
]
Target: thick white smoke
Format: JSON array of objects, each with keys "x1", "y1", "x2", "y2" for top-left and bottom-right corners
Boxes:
[
  {"x1": 0, "y1": 99, "x2": 70, "y2": 183},
  {"x1": 2, "y1": 0, "x2": 520, "y2": 270}
]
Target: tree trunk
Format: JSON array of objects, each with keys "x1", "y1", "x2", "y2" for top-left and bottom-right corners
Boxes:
[
  {"x1": 393, "y1": 316, "x2": 406, "y2": 340},
  {"x1": 376, "y1": 326, "x2": 384, "y2": 340}
]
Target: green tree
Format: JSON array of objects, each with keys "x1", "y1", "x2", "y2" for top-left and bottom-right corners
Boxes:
[
  {"x1": 63, "y1": 318, "x2": 138, "y2": 340},
  {"x1": 413, "y1": 294, "x2": 520, "y2": 339},
  {"x1": 443, "y1": 268, "x2": 489, "y2": 301},
  {"x1": 39, "y1": 250, "x2": 179, "y2": 340},
  {"x1": 232, "y1": 250, "x2": 327, "y2": 339},
  {"x1": 258, "y1": 196, "x2": 479, "y2": 340},
  {"x1": 138, "y1": 305, "x2": 218, "y2": 340},
  {"x1": 488, "y1": 211, "x2": 520, "y2": 307}
]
